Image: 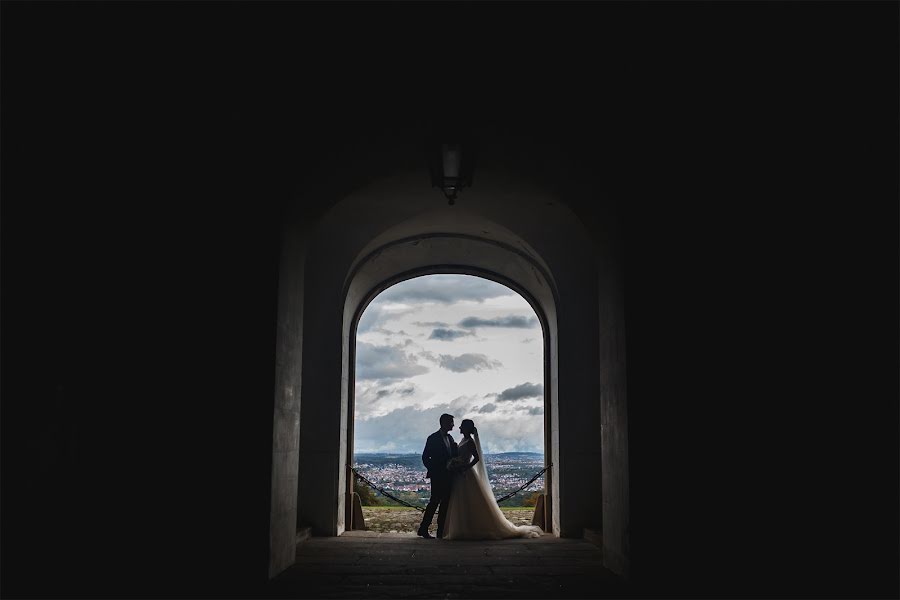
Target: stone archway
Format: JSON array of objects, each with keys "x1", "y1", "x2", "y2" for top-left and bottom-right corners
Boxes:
[
  {"x1": 269, "y1": 170, "x2": 628, "y2": 581},
  {"x1": 341, "y1": 236, "x2": 561, "y2": 537}
]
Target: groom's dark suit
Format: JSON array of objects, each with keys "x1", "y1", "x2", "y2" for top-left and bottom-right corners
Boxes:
[{"x1": 419, "y1": 429, "x2": 458, "y2": 538}]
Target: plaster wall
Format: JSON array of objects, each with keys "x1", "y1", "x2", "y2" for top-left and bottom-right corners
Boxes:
[
  {"x1": 268, "y1": 223, "x2": 308, "y2": 576},
  {"x1": 598, "y1": 240, "x2": 629, "y2": 577}
]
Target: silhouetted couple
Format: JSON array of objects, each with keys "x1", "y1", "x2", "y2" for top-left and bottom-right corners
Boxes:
[{"x1": 418, "y1": 413, "x2": 542, "y2": 540}]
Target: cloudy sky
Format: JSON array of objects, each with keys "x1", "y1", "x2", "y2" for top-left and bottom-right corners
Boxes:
[{"x1": 354, "y1": 274, "x2": 544, "y2": 455}]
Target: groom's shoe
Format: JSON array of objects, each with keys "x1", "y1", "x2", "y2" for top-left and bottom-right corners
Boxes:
[{"x1": 417, "y1": 527, "x2": 434, "y2": 539}]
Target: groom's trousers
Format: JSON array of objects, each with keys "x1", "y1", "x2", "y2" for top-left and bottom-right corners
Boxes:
[{"x1": 420, "y1": 474, "x2": 451, "y2": 537}]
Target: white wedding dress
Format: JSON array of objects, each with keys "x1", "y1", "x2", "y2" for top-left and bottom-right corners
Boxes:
[{"x1": 444, "y1": 433, "x2": 543, "y2": 540}]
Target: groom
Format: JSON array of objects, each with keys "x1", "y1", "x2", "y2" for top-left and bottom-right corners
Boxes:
[{"x1": 418, "y1": 413, "x2": 458, "y2": 539}]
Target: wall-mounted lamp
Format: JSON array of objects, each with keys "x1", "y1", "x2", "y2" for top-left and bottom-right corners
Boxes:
[{"x1": 428, "y1": 140, "x2": 475, "y2": 205}]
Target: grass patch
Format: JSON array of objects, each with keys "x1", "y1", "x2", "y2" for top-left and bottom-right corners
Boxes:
[{"x1": 360, "y1": 506, "x2": 537, "y2": 534}]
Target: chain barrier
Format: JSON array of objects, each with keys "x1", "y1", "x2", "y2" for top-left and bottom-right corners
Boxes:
[
  {"x1": 350, "y1": 463, "x2": 552, "y2": 509},
  {"x1": 351, "y1": 466, "x2": 425, "y2": 512},
  {"x1": 494, "y1": 464, "x2": 551, "y2": 504}
]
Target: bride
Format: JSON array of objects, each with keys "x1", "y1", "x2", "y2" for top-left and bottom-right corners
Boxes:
[{"x1": 443, "y1": 419, "x2": 543, "y2": 540}]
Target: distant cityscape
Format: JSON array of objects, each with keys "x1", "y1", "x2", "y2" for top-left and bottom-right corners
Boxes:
[{"x1": 353, "y1": 452, "x2": 545, "y2": 507}]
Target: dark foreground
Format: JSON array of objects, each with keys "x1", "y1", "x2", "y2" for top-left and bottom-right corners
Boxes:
[{"x1": 267, "y1": 532, "x2": 627, "y2": 599}]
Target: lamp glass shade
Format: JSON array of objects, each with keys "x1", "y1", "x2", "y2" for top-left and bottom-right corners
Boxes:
[{"x1": 441, "y1": 144, "x2": 461, "y2": 179}]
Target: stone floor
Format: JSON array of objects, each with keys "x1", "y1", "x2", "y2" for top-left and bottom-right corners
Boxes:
[{"x1": 266, "y1": 532, "x2": 628, "y2": 599}]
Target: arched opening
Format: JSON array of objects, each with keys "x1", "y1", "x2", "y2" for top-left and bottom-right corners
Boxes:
[
  {"x1": 337, "y1": 235, "x2": 561, "y2": 538},
  {"x1": 347, "y1": 273, "x2": 549, "y2": 534}
]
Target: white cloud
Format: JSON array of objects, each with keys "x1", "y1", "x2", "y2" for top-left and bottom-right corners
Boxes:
[
  {"x1": 412, "y1": 321, "x2": 450, "y2": 327},
  {"x1": 375, "y1": 274, "x2": 515, "y2": 305},
  {"x1": 435, "y1": 353, "x2": 503, "y2": 373},
  {"x1": 356, "y1": 341, "x2": 429, "y2": 381},
  {"x1": 376, "y1": 385, "x2": 416, "y2": 398},
  {"x1": 458, "y1": 315, "x2": 539, "y2": 329},
  {"x1": 428, "y1": 328, "x2": 474, "y2": 341},
  {"x1": 353, "y1": 274, "x2": 545, "y2": 454},
  {"x1": 496, "y1": 382, "x2": 544, "y2": 402},
  {"x1": 358, "y1": 303, "x2": 420, "y2": 333},
  {"x1": 354, "y1": 395, "x2": 544, "y2": 454},
  {"x1": 354, "y1": 381, "x2": 432, "y2": 420}
]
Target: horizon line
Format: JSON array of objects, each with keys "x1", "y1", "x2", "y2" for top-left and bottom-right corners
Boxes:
[{"x1": 354, "y1": 450, "x2": 544, "y2": 454}]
